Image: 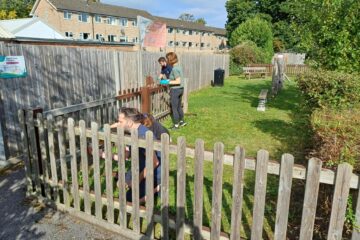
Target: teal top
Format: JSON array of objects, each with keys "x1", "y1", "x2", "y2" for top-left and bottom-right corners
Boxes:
[{"x1": 169, "y1": 65, "x2": 184, "y2": 89}]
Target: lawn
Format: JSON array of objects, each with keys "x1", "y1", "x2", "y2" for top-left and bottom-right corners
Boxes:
[
  {"x1": 160, "y1": 76, "x2": 312, "y2": 238},
  {"x1": 80, "y1": 76, "x2": 313, "y2": 239},
  {"x1": 164, "y1": 75, "x2": 312, "y2": 161}
]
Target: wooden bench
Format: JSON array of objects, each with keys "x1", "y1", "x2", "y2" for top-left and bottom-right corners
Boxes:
[
  {"x1": 257, "y1": 89, "x2": 268, "y2": 111},
  {"x1": 243, "y1": 67, "x2": 267, "y2": 79}
]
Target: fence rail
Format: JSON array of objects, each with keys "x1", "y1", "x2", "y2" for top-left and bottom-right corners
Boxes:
[
  {"x1": 18, "y1": 107, "x2": 360, "y2": 239},
  {"x1": 247, "y1": 64, "x2": 310, "y2": 76},
  {"x1": 0, "y1": 42, "x2": 228, "y2": 160}
]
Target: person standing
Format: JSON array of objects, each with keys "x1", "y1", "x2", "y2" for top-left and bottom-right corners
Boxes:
[
  {"x1": 158, "y1": 57, "x2": 172, "y2": 80},
  {"x1": 166, "y1": 52, "x2": 187, "y2": 130}
]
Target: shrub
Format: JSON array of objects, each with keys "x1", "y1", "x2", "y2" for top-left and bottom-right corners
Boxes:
[
  {"x1": 230, "y1": 41, "x2": 268, "y2": 66},
  {"x1": 230, "y1": 16, "x2": 274, "y2": 62},
  {"x1": 311, "y1": 107, "x2": 360, "y2": 169},
  {"x1": 296, "y1": 69, "x2": 360, "y2": 109}
]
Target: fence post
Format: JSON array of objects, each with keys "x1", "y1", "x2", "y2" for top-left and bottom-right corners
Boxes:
[
  {"x1": 18, "y1": 110, "x2": 33, "y2": 196},
  {"x1": 352, "y1": 180, "x2": 360, "y2": 240},
  {"x1": 230, "y1": 146, "x2": 246, "y2": 240},
  {"x1": 0, "y1": 89, "x2": 9, "y2": 164},
  {"x1": 161, "y1": 133, "x2": 170, "y2": 240},
  {"x1": 251, "y1": 150, "x2": 269, "y2": 240},
  {"x1": 299, "y1": 158, "x2": 322, "y2": 240},
  {"x1": 327, "y1": 163, "x2": 353, "y2": 240},
  {"x1": 176, "y1": 136, "x2": 186, "y2": 240},
  {"x1": 210, "y1": 142, "x2": 224, "y2": 240},
  {"x1": 183, "y1": 78, "x2": 189, "y2": 114},
  {"x1": 140, "y1": 86, "x2": 151, "y2": 114},
  {"x1": 274, "y1": 153, "x2": 294, "y2": 240}
]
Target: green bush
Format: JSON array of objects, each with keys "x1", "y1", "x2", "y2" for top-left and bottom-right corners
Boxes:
[
  {"x1": 229, "y1": 61, "x2": 242, "y2": 76},
  {"x1": 230, "y1": 41, "x2": 268, "y2": 67},
  {"x1": 296, "y1": 69, "x2": 360, "y2": 109},
  {"x1": 312, "y1": 107, "x2": 360, "y2": 169},
  {"x1": 230, "y1": 16, "x2": 274, "y2": 62}
]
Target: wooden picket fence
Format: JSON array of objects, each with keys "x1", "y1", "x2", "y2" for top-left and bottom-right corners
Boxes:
[
  {"x1": 247, "y1": 64, "x2": 310, "y2": 76},
  {"x1": 17, "y1": 103, "x2": 360, "y2": 239}
]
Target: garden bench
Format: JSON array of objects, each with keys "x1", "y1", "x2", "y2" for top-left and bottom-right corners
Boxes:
[
  {"x1": 257, "y1": 89, "x2": 268, "y2": 111},
  {"x1": 243, "y1": 67, "x2": 267, "y2": 79}
]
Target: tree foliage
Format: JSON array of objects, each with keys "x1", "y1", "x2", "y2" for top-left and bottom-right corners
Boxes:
[
  {"x1": 195, "y1": 17, "x2": 206, "y2": 25},
  {"x1": 286, "y1": 0, "x2": 360, "y2": 72},
  {"x1": 178, "y1": 13, "x2": 195, "y2": 22},
  {"x1": 230, "y1": 16, "x2": 274, "y2": 62},
  {"x1": 0, "y1": 0, "x2": 35, "y2": 19}
]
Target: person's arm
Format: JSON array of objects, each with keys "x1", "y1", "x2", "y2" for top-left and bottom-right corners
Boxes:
[
  {"x1": 139, "y1": 152, "x2": 159, "y2": 183},
  {"x1": 169, "y1": 68, "x2": 181, "y2": 85},
  {"x1": 110, "y1": 122, "x2": 120, "y2": 128}
]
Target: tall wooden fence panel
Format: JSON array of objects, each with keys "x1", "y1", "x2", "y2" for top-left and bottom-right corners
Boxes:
[{"x1": 0, "y1": 42, "x2": 229, "y2": 159}]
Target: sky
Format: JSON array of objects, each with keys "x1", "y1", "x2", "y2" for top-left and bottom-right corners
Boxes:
[{"x1": 102, "y1": 0, "x2": 228, "y2": 28}]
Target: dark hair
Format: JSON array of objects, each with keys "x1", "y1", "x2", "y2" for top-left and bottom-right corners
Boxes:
[
  {"x1": 158, "y1": 57, "x2": 166, "y2": 63},
  {"x1": 166, "y1": 52, "x2": 178, "y2": 66},
  {"x1": 118, "y1": 107, "x2": 145, "y2": 123}
]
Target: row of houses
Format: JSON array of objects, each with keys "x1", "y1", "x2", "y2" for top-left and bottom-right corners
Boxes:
[{"x1": 0, "y1": 0, "x2": 228, "y2": 53}]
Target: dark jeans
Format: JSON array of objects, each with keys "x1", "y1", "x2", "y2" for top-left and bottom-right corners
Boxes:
[{"x1": 170, "y1": 88, "x2": 184, "y2": 124}]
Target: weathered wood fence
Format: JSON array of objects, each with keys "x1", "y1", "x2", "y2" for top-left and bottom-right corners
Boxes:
[
  {"x1": 0, "y1": 42, "x2": 228, "y2": 160},
  {"x1": 18, "y1": 106, "x2": 360, "y2": 239},
  {"x1": 247, "y1": 64, "x2": 310, "y2": 76}
]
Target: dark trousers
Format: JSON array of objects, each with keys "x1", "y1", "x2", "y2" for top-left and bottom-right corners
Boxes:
[{"x1": 170, "y1": 88, "x2": 184, "y2": 124}]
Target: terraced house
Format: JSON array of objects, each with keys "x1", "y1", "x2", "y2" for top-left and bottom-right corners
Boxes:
[{"x1": 30, "y1": 0, "x2": 227, "y2": 52}]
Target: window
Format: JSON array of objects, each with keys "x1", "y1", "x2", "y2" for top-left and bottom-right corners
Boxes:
[
  {"x1": 201, "y1": 32, "x2": 205, "y2": 36},
  {"x1": 79, "y1": 33, "x2": 90, "y2": 40},
  {"x1": 195, "y1": 31, "x2": 198, "y2": 35},
  {"x1": 108, "y1": 35, "x2": 117, "y2": 42},
  {"x1": 189, "y1": 42, "x2": 193, "y2": 47},
  {"x1": 78, "y1": 13, "x2": 89, "y2": 22},
  {"x1": 168, "y1": 41, "x2": 174, "y2": 47},
  {"x1": 133, "y1": 37, "x2": 138, "y2": 43},
  {"x1": 65, "y1": 32, "x2": 73, "y2": 38},
  {"x1": 120, "y1": 18, "x2": 128, "y2": 27},
  {"x1": 195, "y1": 43, "x2": 199, "y2": 47},
  {"x1": 189, "y1": 30, "x2": 193, "y2": 35},
  {"x1": 175, "y1": 41, "x2": 179, "y2": 46},
  {"x1": 108, "y1": 17, "x2": 116, "y2": 25},
  {"x1": 176, "y1": 29, "x2": 180, "y2": 33},
  {"x1": 183, "y1": 30, "x2": 188, "y2": 35},
  {"x1": 96, "y1": 34, "x2": 104, "y2": 41},
  {"x1": 119, "y1": 36, "x2": 128, "y2": 43},
  {"x1": 207, "y1": 43, "x2": 211, "y2": 47},
  {"x1": 95, "y1": 15, "x2": 101, "y2": 23},
  {"x1": 201, "y1": 43, "x2": 205, "y2": 48},
  {"x1": 64, "y1": 11, "x2": 72, "y2": 20},
  {"x1": 168, "y1": 28, "x2": 173, "y2": 34},
  {"x1": 132, "y1": 20, "x2": 137, "y2": 26},
  {"x1": 182, "y1": 41, "x2": 187, "y2": 47}
]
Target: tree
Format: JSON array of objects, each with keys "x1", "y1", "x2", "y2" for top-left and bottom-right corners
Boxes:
[
  {"x1": 286, "y1": 0, "x2": 360, "y2": 72},
  {"x1": 230, "y1": 16, "x2": 274, "y2": 62},
  {"x1": 0, "y1": 0, "x2": 36, "y2": 19},
  {"x1": 178, "y1": 13, "x2": 195, "y2": 22},
  {"x1": 195, "y1": 18, "x2": 206, "y2": 25}
]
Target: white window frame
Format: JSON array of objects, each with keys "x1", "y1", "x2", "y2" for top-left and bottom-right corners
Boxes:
[
  {"x1": 182, "y1": 41, "x2": 187, "y2": 47},
  {"x1": 65, "y1": 32, "x2": 73, "y2": 38},
  {"x1": 79, "y1": 32, "x2": 90, "y2": 40},
  {"x1": 189, "y1": 42, "x2": 193, "y2": 47},
  {"x1": 189, "y1": 30, "x2": 193, "y2": 35},
  {"x1": 78, "y1": 13, "x2": 89, "y2": 23},
  {"x1": 120, "y1": 18, "x2": 128, "y2": 27},
  {"x1": 168, "y1": 27, "x2": 173, "y2": 34},
  {"x1": 64, "y1": 11, "x2": 72, "y2": 20},
  {"x1": 168, "y1": 41, "x2": 174, "y2": 47},
  {"x1": 119, "y1": 36, "x2": 128, "y2": 43},
  {"x1": 108, "y1": 35, "x2": 117, "y2": 42},
  {"x1": 108, "y1": 17, "x2": 117, "y2": 25},
  {"x1": 132, "y1": 19, "x2": 137, "y2": 27},
  {"x1": 95, "y1": 15, "x2": 101, "y2": 23},
  {"x1": 133, "y1": 37, "x2": 138, "y2": 43}
]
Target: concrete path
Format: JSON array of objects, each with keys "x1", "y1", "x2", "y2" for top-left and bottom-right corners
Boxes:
[{"x1": 0, "y1": 165, "x2": 126, "y2": 240}]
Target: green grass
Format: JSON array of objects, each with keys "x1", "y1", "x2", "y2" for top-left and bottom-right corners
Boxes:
[
  {"x1": 164, "y1": 76, "x2": 312, "y2": 161},
  {"x1": 161, "y1": 76, "x2": 312, "y2": 238},
  {"x1": 75, "y1": 76, "x2": 312, "y2": 239}
]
